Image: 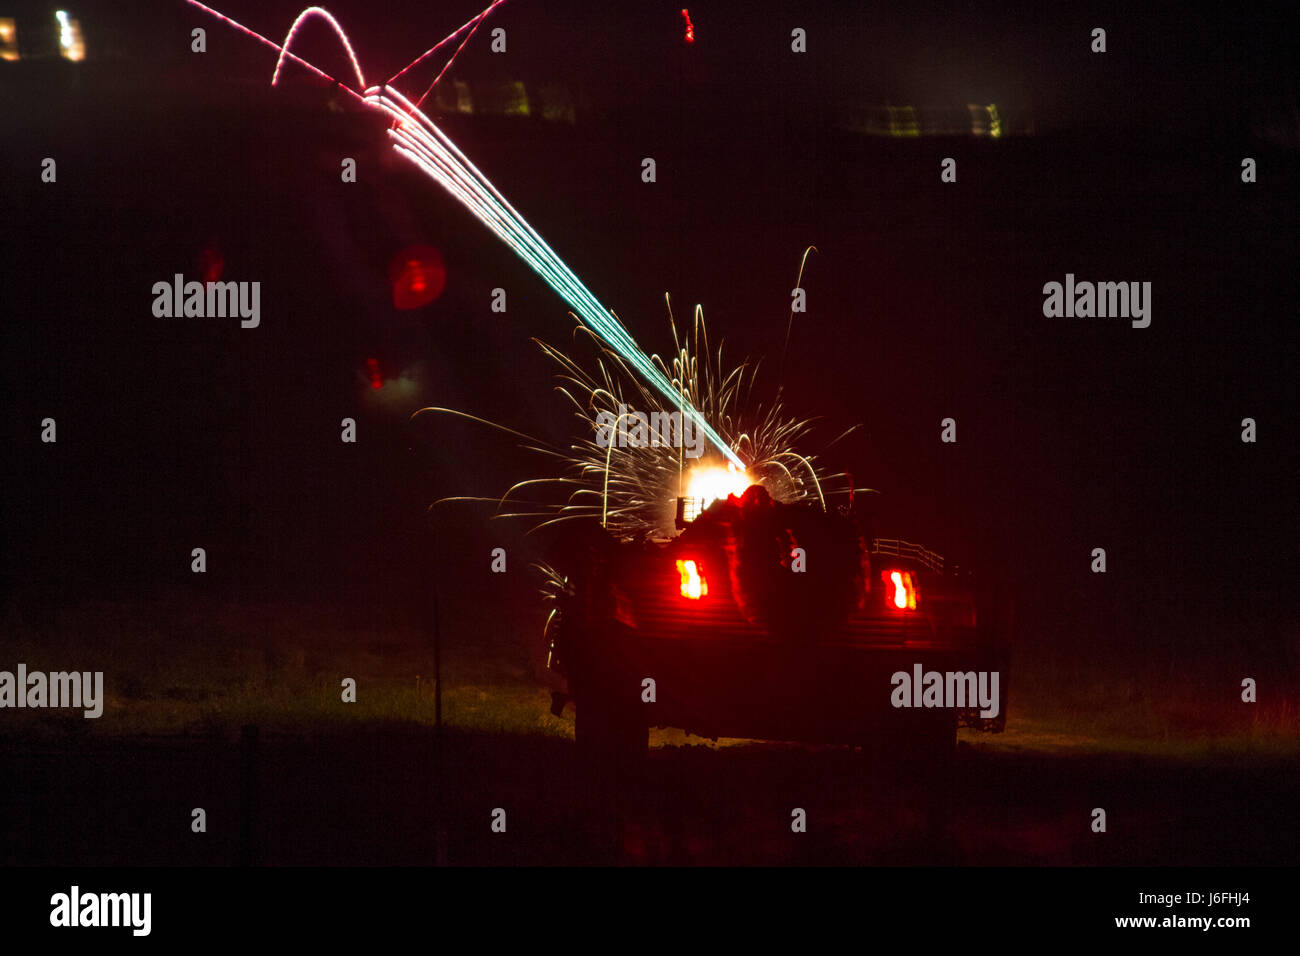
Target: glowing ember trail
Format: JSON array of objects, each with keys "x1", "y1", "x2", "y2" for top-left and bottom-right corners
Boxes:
[
  {"x1": 272, "y1": 6, "x2": 366, "y2": 89},
  {"x1": 185, "y1": 0, "x2": 367, "y2": 102},
  {"x1": 186, "y1": 0, "x2": 744, "y2": 469}
]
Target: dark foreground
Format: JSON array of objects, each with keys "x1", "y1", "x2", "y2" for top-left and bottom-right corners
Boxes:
[{"x1": 4, "y1": 722, "x2": 1296, "y2": 866}]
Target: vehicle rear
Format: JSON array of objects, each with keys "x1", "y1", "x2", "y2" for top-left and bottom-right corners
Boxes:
[{"x1": 546, "y1": 489, "x2": 1011, "y2": 759}]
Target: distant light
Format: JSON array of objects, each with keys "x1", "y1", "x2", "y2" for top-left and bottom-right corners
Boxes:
[
  {"x1": 502, "y1": 80, "x2": 530, "y2": 117},
  {"x1": 388, "y1": 244, "x2": 447, "y2": 309},
  {"x1": 197, "y1": 241, "x2": 225, "y2": 283},
  {"x1": 0, "y1": 18, "x2": 18, "y2": 61},
  {"x1": 887, "y1": 105, "x2": 919, "y2": 138},
  {"x1": 454, "y1": 79, "x2": 474, "y2": 115},
  {"x1": 55, "y1": 11, "x2": 85, "y2": 61},
  {"x1": 366, "y1": 357, "x2": 383, "y2": 390},
  {"x1": 680, "y1": 9, "x2": 694, "y2": 44},
  {"x1": 967, "y1": 103, "x2": 1002, "y2": 138}
]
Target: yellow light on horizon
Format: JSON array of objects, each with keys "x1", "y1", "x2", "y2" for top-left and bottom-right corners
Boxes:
[
  {"x1": 55, "y1": 11, "x2": 85, "y2": 61},
  {"x1": 0, "y1": 19, "x2": 18, "y2": 61}
]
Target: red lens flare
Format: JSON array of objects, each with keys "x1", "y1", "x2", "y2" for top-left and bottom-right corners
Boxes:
[
  {"x1": 197, "y1": 241, "x2": 225, "y2": 283},
  {"x1": 388, "y1": 244, "x2": 447, "y2": 309}
]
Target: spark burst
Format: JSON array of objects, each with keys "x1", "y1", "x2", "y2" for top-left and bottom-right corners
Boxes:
[{"x1": 425, "y1": 294, "x2": 864, "y2": 540}]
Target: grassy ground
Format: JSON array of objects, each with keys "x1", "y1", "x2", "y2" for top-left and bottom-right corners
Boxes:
[
  {"x1": 2, "y1": 594, "x2": 1296, "y2": 761},
  {"x1": 3, "y1": 594, "x2": 1298, "y2": 866}
]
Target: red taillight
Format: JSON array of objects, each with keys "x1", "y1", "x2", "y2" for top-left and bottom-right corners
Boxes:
[
  {"x1": 883, "y1": 569, "x2": 918, "y2": 610},
  {"x1": 676, "y1": 559, "x2": 707, "y2": 599}
]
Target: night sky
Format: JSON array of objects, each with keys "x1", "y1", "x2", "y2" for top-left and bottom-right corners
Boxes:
[{"x1": 3, "y1": 0, "x2": 1297, "y2": 674}]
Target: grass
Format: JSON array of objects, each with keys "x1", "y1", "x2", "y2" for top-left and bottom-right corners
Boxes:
[
  {"x1": 978, "y1": 636, "x2": 1300, "y2": 760},
  {"x1": 2, "y1": 594, "x2": 1296, "y2": 762},
  {"x1": 0, "y1": 594, "x2": 570, "y2": 742}
]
